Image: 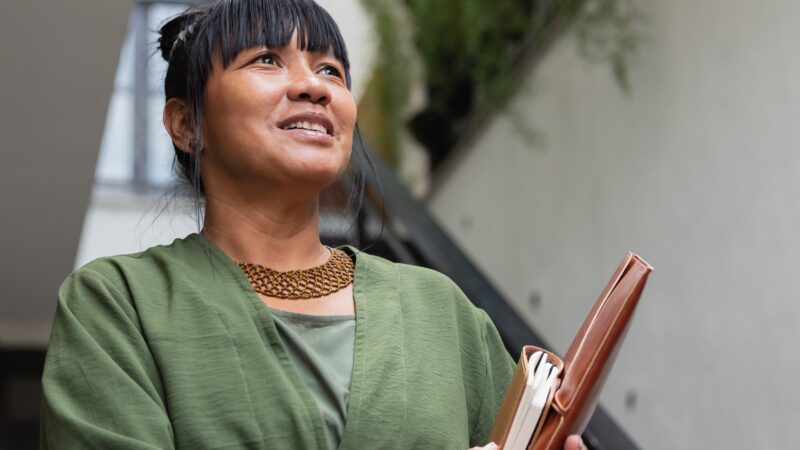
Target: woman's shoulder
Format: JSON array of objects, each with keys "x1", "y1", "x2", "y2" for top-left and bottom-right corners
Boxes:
[{"x1": 63, "y1": 233, "x2": 211, "y2": 293}]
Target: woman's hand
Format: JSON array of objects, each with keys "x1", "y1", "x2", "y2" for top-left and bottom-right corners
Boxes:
[
  {"x1": 564, "y1": 434, "x2": 588, "y2": 450},
  {"x1": 470, "y1": 434, "x2": 586, "y2": 450}
]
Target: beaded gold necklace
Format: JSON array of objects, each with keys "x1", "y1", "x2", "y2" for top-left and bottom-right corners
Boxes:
[{"x1": 237, "y1": 246, "x2": 354, "y2": 300}]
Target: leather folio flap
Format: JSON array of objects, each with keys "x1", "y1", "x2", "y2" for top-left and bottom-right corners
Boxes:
[{"x1": 488, "y1": 253, "x2": 652, "y2": 450}]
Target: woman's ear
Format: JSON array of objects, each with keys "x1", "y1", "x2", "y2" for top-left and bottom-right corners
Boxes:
[{"x1": 163, "y1": 98, "x2": 194, "y2": 154}]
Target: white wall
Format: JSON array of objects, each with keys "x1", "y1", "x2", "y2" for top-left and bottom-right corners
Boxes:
[
  {"x1": 75, "y1": 191, "x2": 200, "y2": 268},
  {"x1": 429, "y1": 1, "x2": 800, "y2": 448}
]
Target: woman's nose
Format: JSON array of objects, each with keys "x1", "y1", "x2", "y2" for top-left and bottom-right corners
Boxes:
[{"x1": 287, "y1": 69, "x2": 331, "y2": 106}]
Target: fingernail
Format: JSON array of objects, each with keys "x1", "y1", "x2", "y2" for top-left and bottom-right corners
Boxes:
[{"x1": 579, "y1": 437, "x2": 587, "y2": 450}]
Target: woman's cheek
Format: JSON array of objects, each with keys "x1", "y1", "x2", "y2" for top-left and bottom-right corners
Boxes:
[{"x1": 337, "y1": 90, "x2": 358, "y2": 132}]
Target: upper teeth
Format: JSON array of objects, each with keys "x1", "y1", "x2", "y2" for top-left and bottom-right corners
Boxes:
[{"x1": 284, "y1": 121, "x2": 328, "y2": 134}]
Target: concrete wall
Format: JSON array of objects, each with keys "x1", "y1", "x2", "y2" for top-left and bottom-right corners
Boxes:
[
  {"x1": 0, "y1": 0, "x2": 133, "y2": 347},
  {"x1": 428, "y1": 1, "x2": 800, "y2": 448}
]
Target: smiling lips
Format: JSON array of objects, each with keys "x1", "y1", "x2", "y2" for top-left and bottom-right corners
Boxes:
[{"x1": 278, "y1": 113, "x2": 335, "y2": 142}]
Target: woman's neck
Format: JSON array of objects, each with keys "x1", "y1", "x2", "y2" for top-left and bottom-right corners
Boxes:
[{"x1": 200, "y1": 191, "x2": 330, "y2": 271}]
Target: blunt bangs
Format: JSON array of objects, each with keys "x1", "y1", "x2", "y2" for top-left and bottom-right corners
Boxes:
[{"x1": 192, "y1": 0, "x2": 351, "y2": 89}]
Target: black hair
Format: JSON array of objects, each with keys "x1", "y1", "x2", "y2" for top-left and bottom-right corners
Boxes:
[{"x1": 157, "y1": 0, "x2": 382, "y2": 244}]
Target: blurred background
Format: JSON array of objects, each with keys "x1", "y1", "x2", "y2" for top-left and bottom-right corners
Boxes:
[{"x1": 1, "y1": 0, "x2": 798, "y2": 448}]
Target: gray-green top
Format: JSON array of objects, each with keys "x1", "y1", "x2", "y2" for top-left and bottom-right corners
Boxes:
[
  {"x1": 268, "y1": 308, "x2": 355, "y2": 450},
  {"x1": 40, "y1": 233, "x2": 516, "y2": 449}
]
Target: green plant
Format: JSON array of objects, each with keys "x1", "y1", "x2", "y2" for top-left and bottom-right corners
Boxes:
[
  {"x1": 575, "y1": 0, "x2": 641, "y2": 92},
  {"x1": 360, "y1": 0, "x2": 641, "y2": 167},
  {"x1": 359, "y1": 1, "x2": 413, "y2": 162}
]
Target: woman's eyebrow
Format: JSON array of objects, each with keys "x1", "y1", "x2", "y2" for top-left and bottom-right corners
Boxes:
[
  {"x1": 242, "y1": 45, "x2": 272, "y2": 56},
  {"x1": 231, "y1": 46, "x2": 275, "y2": 64},
  {"x1": 310, "y1": 48, "x2": 343, "y2": 64}
]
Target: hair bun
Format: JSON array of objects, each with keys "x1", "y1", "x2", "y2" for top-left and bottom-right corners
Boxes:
[{"x1": 158, "y1": 11, "x2": 200, "y2": 62}]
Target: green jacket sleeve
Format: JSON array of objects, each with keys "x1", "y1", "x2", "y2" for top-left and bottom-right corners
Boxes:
[
  {"x1": 40, "y1": 266, "x2": 175, "y2": 450},
  {"x1": 470, "y1": 308, "x2": 516, "y2": 446}
]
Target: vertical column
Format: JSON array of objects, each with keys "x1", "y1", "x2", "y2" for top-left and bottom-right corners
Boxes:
[{"x1": 132, "y1": 2, "x2": 151, "y2": 191}]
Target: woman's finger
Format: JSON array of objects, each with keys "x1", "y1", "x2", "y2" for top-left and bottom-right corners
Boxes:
[
  {"x1": 564, "y1": 434, "x2": 587, "y2": 450},
  {"x1": 469, "y1": 434, "x2": 585, "y2": 450},
  {"x1": 468, "y1": 443, "x2": 499, "y2": 450}
]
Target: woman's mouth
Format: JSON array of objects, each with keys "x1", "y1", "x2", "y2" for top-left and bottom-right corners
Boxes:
[
  {"x1": 278, "y1": 113, "x2": 334, "y2": 134},
  {"x1": 278, "y1": 113, "x2": 336, "y2": 145},
  {"x1": 282, "y1": 121, "x2": 329, "y2": 134}
]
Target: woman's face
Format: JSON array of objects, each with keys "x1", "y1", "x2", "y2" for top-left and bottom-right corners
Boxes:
[{"x1": 199, "y1": 32, "x2": 356, "y2": 196}]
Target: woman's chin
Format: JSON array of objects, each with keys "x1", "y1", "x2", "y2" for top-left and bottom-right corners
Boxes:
[
  {"x1": 280, "y1": 152, "x2": 349, "y2": 183},
  {"x1": 280, "y1": 163, "x2": 346, "y2": 189}
]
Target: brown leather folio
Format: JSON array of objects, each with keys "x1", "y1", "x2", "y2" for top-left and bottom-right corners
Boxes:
[{"x1": 488, "y1": 253, "x2": 653, "y2": 450}]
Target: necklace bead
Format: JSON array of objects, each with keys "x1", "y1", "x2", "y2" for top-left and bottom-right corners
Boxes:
[{"x1": 237, "y1": 246, "x2": 354, "y2": 300}]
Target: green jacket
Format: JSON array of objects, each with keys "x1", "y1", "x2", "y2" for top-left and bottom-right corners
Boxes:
[{"x1": 40, "y1": 233, "x2": 515, "y2": 449}]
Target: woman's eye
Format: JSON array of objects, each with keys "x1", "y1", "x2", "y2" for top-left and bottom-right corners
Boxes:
[
  {"x1": 320, "y1": 65, "x2": 343, "y2": 79},
  {"x1": 254, "y1": 54, "x2": 277, "y2": 65}
]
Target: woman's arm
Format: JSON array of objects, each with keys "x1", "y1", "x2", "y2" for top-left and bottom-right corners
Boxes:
[
  {"x1": 40, "y1": 267, "x2": 174, "y2": 449},
  {"x1": 468, "y1": 309, "x2": 517, "y2": 446}
]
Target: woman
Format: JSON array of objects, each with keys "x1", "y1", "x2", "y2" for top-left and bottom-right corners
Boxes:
[{"x1": 40, "y1": 1, "x2": 585, "y2": 449}]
